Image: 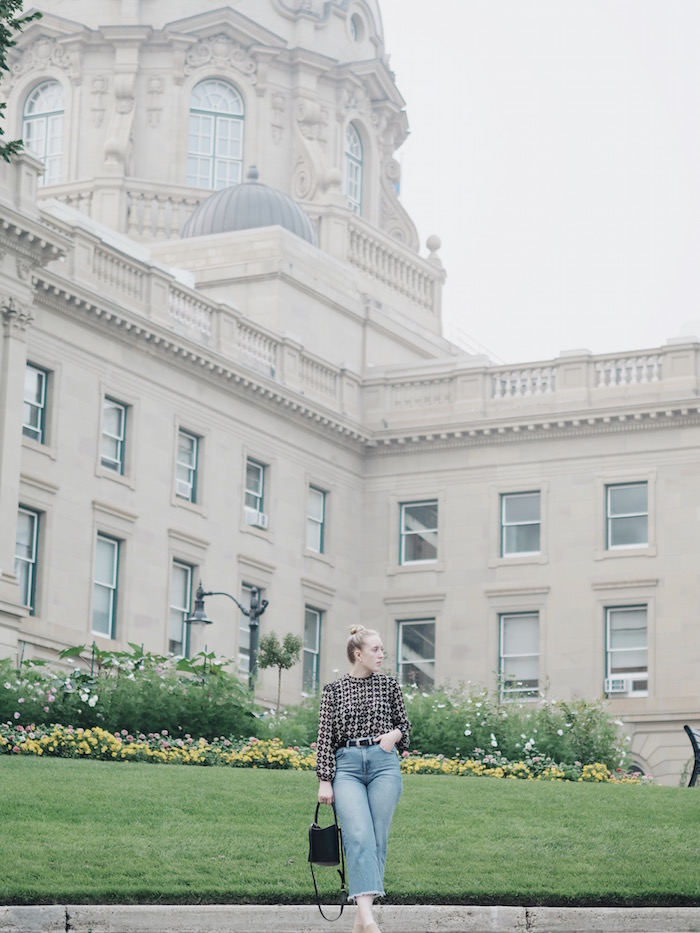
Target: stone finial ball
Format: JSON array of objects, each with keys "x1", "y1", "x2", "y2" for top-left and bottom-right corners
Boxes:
[{"x1": 426, "y1": 234, "x2": 441, "y2": 253}]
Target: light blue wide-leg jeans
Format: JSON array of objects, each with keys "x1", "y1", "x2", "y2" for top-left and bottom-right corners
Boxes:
[{"x1": 332, "y1": 744, "x2": 403, "y2": 900}]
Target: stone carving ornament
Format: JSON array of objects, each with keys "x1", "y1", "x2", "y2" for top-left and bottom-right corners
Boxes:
[
  {"x1": 183, "y1": 35, "x2": 257, "y2": 85},
  {"x1": 10, "y1": 36, "x2": 80, "y2": 87}
]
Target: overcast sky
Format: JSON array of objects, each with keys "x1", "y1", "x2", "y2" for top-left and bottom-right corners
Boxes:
[{"x1": 379, "y1": 1, "x2": 700, "y2": 364}]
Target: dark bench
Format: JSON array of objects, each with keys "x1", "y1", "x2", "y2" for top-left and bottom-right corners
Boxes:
[{"x1": 683, "y1": 724, "x2": 700, "y2": 787}]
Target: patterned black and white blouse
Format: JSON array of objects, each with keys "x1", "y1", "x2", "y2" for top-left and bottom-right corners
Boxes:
[{"x1": 315, "y1": 672, "x2": 411, "y2": 782}]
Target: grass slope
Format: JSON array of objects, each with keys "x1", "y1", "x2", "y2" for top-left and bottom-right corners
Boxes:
[{"x1": 1, "y1": 757, "x2": 698, "y2": 906}]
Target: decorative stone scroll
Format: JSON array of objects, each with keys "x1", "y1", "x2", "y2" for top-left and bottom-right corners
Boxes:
[
  {"x1": 1, "y1": 298, "x2": 34, "y2": 336},
  {"x1": 183, "y1": 34, "x2": 257, "y2": 85},
  {"x1": 10, "y1": 36, "x2": 81, "y2": 87}
]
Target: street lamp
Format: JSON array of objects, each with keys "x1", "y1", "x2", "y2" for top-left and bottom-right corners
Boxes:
[{"x1": 184, "y1": 581, "x2": 269, "y2": 690}]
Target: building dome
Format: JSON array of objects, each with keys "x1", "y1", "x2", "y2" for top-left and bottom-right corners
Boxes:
[{"x1": 181, "y1": 167, "x2": 318, "y2": 246}]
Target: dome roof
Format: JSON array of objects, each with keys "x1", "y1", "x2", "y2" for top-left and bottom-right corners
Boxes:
[{"x1": 181, "y1": 167, "x2": 318, "y2": 245}]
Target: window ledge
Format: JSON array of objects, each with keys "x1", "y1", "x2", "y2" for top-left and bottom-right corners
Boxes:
[
  {"x1": 96, "y1": 467, "x2": 135, "y2": 490},
  {"x1": 387, "y1": 560, "x2": 444, "y2": 577},
  {"x1": 489, "y1": 553, "x2": 549, "y2": 568},
  {"x1": 22, "y1": 438, "x2": 57, "y2": 461},
  {"x1": 303, "y1": 549, "x2": 334, "y2": 568},
  {"x1": 171, "y1": 494, "x2": 206, "y2": 517},
  {"x1": 594, "y1": 546, "x2": 656, "y2": 561}
]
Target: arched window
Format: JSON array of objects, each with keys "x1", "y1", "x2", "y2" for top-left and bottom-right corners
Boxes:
[
  {"x1": 344, "y1": 122, "x2": 363, "y2": 215},
  {"x1": 187, "y1": 79, "x2": 244, "y2": 190},
  {"x1": 22, "y1": 80, "x2": 65, "y2": 187}
]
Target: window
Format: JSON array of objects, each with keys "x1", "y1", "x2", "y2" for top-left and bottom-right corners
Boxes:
[
  {"x1": 499, "y1": 612, "x2": 539, "y2": 699},
  {"x1": 93, "y1": 534, "x2": 119, "y2": 638},
  {"x1": 244, "y1": 459, "x2": 267, "y2": 526},
  {"x1": 303, "y1": 606, "x2": 322, "y2": 694},
  {"x1": 501, "y1": 492, "x2": 540, "y2": 556},
  {"x1": 606, "y1": 483, "x2": 648, "y2": 549},
  {"x1": 176, "y1": 430, "x2": 199, "y2": 503},
  {"x1": 397, "y1": 619, "x2": 435, "y2": 689},
  {"x1": 306, "y1": 486, "x2": 326, "y2": 553},
  {"x1": 23, "y1": 363, "x2": 47, "y2": 443},
  {"x1": 22, "y1": 80, "x2": 65, "y2": 186},
  {"x1": 400, "y1": 500, "x2": 438, "y2": 564},
  {"x1": 101, "y1": 398, "x2": 127, "y2": 474},
  {"x1": 606, "y1": 606, "x2": 648, "y2": 694},
  {"x1": 344, "y1": 122, "x2": 363, "y2": 214},
  {"x1": 187, "y1": 79, "x2": 244, "y2": 190},
  {"x1": 169, "y1": 561, "x2": 193, "y2": 657},
  {"x1": 15, "y1": 507, "x2": 39, "y2": 612}
]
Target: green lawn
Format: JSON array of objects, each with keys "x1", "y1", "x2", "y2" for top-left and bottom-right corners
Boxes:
[{"x1": 1, "y1": 757, "x2": 699, "y2": 906}]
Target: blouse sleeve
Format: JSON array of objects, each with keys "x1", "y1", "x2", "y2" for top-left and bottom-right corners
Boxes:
[
  {"x1": 315, "y1": 682, "x2": 337, "y2": 782},
  {"x1": 390, "y1": 678, "x2": 411, "y2": 753}
]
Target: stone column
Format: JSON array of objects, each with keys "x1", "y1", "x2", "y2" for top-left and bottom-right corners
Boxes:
[{"x1": 0, "y1": 297, "x2": 33, "y2": 644}]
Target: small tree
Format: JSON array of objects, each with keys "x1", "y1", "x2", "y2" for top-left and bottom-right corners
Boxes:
[
  {"x1": 258, "y1": 631, "x2": 302, "y2": 714},
  {"x1": 0, "y1": 2, "x2": 42, "y2": 162}
]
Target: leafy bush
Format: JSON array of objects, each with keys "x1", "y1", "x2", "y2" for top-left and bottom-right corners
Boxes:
[
  {"x1": 403, "y1": 684, "x2": 629, "y2": 771},
  {"x1": 256, "y1": 696, "x2": 320, "y2": 747},
  {"x1": 0, "y1": 645, "x2": 256, "y2": 740}
]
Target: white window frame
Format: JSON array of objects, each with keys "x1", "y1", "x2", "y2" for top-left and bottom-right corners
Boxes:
[
  {"x1": 306, "y1": 486, "x2": 326, "y2": 553},
  {"x1": 303, "y1": 606, "x2": 322, "y2": 695},
  {"x1": 605, "y1": 605, "x2": 648, "y2": 695},
  {"x1": 245, "y1": 459, "x2": 265, "y2": 513},
  {"x1": 345, "y1": 122, "x2": 363, "y2": 215},
  {"x1": 92, "y1": 534, "x2": 120, "y2": 639},
  {"x1": 399, "y1": 500, "x2": 438, "y2": 565},
  {"x1": 22, "y1": 363, "x2": 48, "y2": 444},
  {"x1": 101, "y1": 398, "x2": 127, "y2": 474},
  {"x1": 22, "y1": 79, "x2": 65, "y2": 186},
  {"x1": 397, "y1": 618, "x2": 436, "y2": 689},
  {"x1": 499, "y1": 612, "x2": 540, "y2": 700},
  {"x1": 176, "y1": 429, "x2": 199, "y2": 503},
  {"x1": 501, "y1": 491, "x2": 541, "y2": 557},
  {"x1": 15, "y1": 506, "x2": 39, "y2": 613},
  {"x1": 606, "y1": 482, "x2": 648, "y2": 549},
  {"x1": 187, "y1": 79, "x2": 245, "y2": 190},
  {"x1": 169, "y1": 560, "x2": 193, "y2": 657}
]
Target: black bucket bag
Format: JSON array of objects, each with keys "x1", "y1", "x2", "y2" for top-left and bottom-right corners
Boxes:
[{"x1": 308, "y1": 802, "x2": 347, "y2": 921}]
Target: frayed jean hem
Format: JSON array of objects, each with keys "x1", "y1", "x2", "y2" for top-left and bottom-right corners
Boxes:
[{"x1": 348, "y1": 890, "x2": 385, "y2": 902}]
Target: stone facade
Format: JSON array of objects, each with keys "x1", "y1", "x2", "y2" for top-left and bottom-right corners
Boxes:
[{"x1": 0, "y1": 1, "x2": 697, "y2": 784}]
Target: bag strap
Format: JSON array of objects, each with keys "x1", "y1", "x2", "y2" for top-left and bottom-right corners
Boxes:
[{"x1": 310, "y1": 803, "x2": 347, "y2": 922}]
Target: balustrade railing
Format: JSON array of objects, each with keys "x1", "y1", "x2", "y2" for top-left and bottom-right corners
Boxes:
[
  {"x1": 169, "y1": 287, "x2": 212, "y2": 339},
  {"x1": 492, "y1": 367, "x2": 556, "y2": 399},
  {"x1": 93, "y1": 247, "x2": 145, "y2": 303},
  {"x1": 299, "y1": 356, "x2": 338, "y2": 400},
  {"x1": 237, "y1": 322, "x2": 277, "y2": 377},
  {"x1": 595, "y1": 355, "x2": 663, "y2": 387}
]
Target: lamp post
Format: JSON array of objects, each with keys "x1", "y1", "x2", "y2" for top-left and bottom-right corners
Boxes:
[{"x1": 184, "y1": 581, "x2": 269, "y2": 690}]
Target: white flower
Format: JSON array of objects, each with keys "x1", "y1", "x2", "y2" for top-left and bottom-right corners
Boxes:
[
  {"x1": 557, "y1": 729, "x2": 564, "y2": 736},
  {"x1": 88, "y1": 695, "x2": 98, "y2": 707},
  {"x1": 475, "y1": 702, "x2": 482, "y2": 708},
  {"x1": 80, "y1": 692, "x2": 89, "y2": 702},
  {"x1": 490, "y1": 733, "x2": 498, "y2": 747},
  {"x1": 437, "y1": 703, "x2": 446, "y2": 708},
  {"x1": 464, "y1": 729, "x2": 472, "y2": 736}
]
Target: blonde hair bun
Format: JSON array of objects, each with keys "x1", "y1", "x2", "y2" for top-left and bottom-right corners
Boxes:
[{"x1": 349, "y1": 624, "x2": 366, "y2": 636}]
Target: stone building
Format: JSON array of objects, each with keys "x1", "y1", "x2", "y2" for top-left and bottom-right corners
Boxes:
[{"x1": 0, "y1": 0, "x2": 697, "y2": 784}]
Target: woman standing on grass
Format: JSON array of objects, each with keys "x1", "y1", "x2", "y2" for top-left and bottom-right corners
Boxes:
[{"x1": 316, "y1": 625, "x2": 411, "y2": 933}]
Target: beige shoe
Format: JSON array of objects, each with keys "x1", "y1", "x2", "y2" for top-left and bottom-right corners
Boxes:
[{"x1": 363, "y1": 923, "x2": 381, "y2": 933}]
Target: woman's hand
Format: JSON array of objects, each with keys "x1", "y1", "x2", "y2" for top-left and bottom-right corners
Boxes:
[
  {"x1": 378, "y1": 728, "x2": 402, "y2": 753},
  {"x1": 318, "y1": 780, "x2": 334, "y2": 805}
]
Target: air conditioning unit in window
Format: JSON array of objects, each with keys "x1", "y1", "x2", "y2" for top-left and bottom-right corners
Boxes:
[
  {"x1": 244, "y1": 507, "x2": 268, "y2": 529},
  {"x1": 605, "y1": 675, "x2": 648, "y2": 696},
  {"x1": 605, "y1": 676, "x2": 629, "y2": 694}
]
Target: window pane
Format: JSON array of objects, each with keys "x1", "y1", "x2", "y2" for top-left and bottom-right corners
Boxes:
[
  {"x1": 609, "y1": 484, "x2": 647, "y2": 515},
  {"x1": 609, "y1": 515, "x2": 647, "y2": 547},
  {"x1": 401, "y1": 501, "x2": 438, "y2": 563},
  {"x1": 503, "y1": 493, "x2": 540, "y2": 523},
  {"x1": 504, "y1": 523, "x2": 540, "y2": 554},
  {"x1": 502, "y1": 614, "x2": 538, "y2": 655},
  {"x1": 500, "y1": 613, "x2": 539, "y2": 697},
  {"x1": 399, "y1": 621, "x2": 435, "y2": 689},
  {"x1": 92, "y1": 587, "x2": 112, "y2": 636},
  {"x1": 402, "y1": 502, "x2": 437, "y2": 532},
  {"x1": 95, "y1": 538, "x2": 116, "y2": 585}
]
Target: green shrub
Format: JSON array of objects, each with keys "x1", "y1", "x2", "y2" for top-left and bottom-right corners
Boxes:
[
  {"x1": 0, "y1": 646, "x2": 256, "y2": 740},
  {"x1": 402, "y1": 684, "x2": 629, "y2": 770}
]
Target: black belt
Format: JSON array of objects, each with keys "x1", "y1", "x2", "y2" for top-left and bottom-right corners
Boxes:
[{"x1": 345, "y1": 736, "x2": 380, "y2": 748}]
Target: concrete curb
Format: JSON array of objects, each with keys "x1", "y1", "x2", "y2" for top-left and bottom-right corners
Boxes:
[{"x1": 2, "y1": 906, "x2": 700, "y2": 933}]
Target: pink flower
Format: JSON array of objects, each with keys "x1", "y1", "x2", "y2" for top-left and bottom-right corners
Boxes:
[
  {"x1": 13, "y1": 712, "x2": 20, "y2": 719},
  {"x1": 18, "y1": 698, "x2": 24, "y2": 704},
  {"x1": 48, "y1": 695, "x2": 55, "y2": 702},
  {"x1": 402, "y1": 751, "x2": 409, "y2": 758},
  {"x1": 43, "y1": 707, "x2": 49, "y2": 712},
  {"x1": 12, "y1": 745, "x2": 19, "y2": 753}
]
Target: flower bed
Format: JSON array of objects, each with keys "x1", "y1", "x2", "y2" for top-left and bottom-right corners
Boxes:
[{"x1": 0, "y1": 723, "x2": 650, "y2": 782}]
